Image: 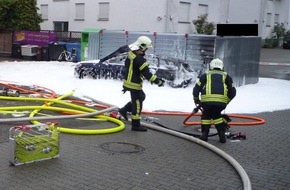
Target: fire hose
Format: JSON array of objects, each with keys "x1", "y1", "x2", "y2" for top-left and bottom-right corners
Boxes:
[
  {"x1": 0, "y1": 83, "x2": 253, "y2": 189},
  {"x1": 0, "y1": 93, "x2": 125, "y2": 135},
  {"x1": 0, "y1": 81, "x2": 265, "y2": 127},
  {"x1": 85, "y1": 95, "x2": 252, "y2": 190}
]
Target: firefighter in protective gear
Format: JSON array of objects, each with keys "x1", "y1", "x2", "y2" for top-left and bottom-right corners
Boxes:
[
  {"x1": 192, "y1": 58, "x2": 236, "y2": 143},
  {"x1": 118, "y1": 36, "x2": 165, "y2": 132}
]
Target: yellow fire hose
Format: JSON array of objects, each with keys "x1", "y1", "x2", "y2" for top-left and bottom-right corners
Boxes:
[{"x1": 0, "y1": 95, "x2": 125, "y2": 135}]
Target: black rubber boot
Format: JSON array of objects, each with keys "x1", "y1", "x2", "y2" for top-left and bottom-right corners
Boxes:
[
  {"x1": 200, "y1": 125, "x2": 210, "y2": 142},
  {"x1": 216, "y1": 123, "x2": 226, "y2": 143},
  {"x1": 218, "y1": 131, "x2": 226, "y2": 143},
  {"x1": 118, "y1": 102, "x2": 132, "y2": 121},
  {"x1": 118, "y1": 108, "x2": 128, "y2": 120},
  {"x1": 131, "y1": 119, "x2": 147, "y2": 132}
]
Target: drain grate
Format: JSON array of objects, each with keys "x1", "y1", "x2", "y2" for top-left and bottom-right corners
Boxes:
[{"x1": 100, "y1": 142, "x2": 145, "y2": 154}]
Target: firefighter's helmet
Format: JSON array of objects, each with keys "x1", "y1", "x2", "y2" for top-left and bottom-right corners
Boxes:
[
  {"x1": 131, "y1": 36, "x2": 153, "y2": 51},
  {"x1": 210, "y1": 58, "x2": 224, "y2": 70}
]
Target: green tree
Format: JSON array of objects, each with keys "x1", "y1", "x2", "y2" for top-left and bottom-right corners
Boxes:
[
  {"x1": 264, "y1": 22, "x2": 290, "y2": 48},
  {"x1": 272, "y1": 22, "x2": 288, "y2": 40},
  {"x1": 0, "y1": 0, "x2": 42, "y2": 30},
  {"x1": 192, "y1": 14, "x2": 216, "y2": 35}
]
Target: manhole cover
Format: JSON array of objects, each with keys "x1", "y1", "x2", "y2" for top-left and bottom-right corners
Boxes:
[{"x1": 100, "y1": 142, "x2": 145, "y2": 154}]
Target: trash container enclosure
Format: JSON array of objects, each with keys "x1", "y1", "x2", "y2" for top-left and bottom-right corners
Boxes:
[
  {"x1": 94, "y1": 30, "x2": 260, "y2": 87},
  {"x1": 81, "y1": 28, "x2": 101, "y2": 61},
  {"x1": 98, "y1": 30, "x2": 129, "y2": 60}
]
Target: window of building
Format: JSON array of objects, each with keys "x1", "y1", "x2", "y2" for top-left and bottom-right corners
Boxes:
[
  {"x1": 266, "y1": 13, "x2": 272, "y2": 27},
  {"x1": 75, "y1": 3, "x2": 85, "y2": 20},
  {"x1": 40, "y1": 4, "x2": 48, "y2": 20},
  {"x1": 178, "y1": 1, "x2": 191, "y2": 23},
  {"x1": 198, "y1": 4, "x2": 208, "y2": 16},
  {"x1": 98, "y1": 2, "x2": 109, "y2": 21},
  {"x1": 54, "y1": 22, "x2": 69, "y2": 32},
  {"x1": 274, "y1": 14, "x2": 279, "y2": 24}
]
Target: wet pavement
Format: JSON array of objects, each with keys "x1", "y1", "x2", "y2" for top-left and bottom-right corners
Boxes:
[{"x1": 259, "y1": 47, "x2": 290, "y2": 80}]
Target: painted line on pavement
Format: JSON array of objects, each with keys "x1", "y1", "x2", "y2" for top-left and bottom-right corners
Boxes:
[{"x1": 260, "y1": 62, "x2": 290, "y2": 66}]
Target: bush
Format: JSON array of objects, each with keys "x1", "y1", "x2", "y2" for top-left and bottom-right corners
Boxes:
[
  {"x1": 192, "y1": 15, "x2": 216, "y2": 35},
  {"x1": 263, "y1": 38, "x2": 279, "y2": 48}
]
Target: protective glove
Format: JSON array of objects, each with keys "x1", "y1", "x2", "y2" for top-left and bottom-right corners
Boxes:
[
  {"x1": 155, "y1": 77, "x2": 165, "y2": 87},
  {"x1": 194, "y1": 97, "x2": 200, "y2": 105},
  {"x1": 158, "y1": 78, "x2": 165, "y2": 87}
]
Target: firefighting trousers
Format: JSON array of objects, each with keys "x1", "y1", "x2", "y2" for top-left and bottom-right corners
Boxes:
[
  {"x1": 129, "y1": 90, "x2": 146, "y2": 120},
  {"x1": 119, "y1": 89, "x2": 146, "y2": 120},
  {"x1": 201, "y1": 103, "x2": 227, "y2": 131}
]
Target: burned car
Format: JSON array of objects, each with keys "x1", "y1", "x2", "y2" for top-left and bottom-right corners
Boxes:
[{"x1": 74, "y1": 50, "x2": 199, "y2": 88}]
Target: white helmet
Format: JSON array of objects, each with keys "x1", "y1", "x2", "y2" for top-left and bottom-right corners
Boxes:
[
  {"x1": 210, "y1": 58, "x2": 224, "y2": 70},
  {"x1": 131, "y1": 36, "x2": 153, "y2": 51}
]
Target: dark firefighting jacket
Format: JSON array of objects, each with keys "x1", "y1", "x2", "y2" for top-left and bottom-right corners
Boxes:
[
  {"x1": 193, "y1": 69, "x2": 236, "y2": 106},
  {"x1": 122, "y1": 51, "x2": 158, "y2": 91}
]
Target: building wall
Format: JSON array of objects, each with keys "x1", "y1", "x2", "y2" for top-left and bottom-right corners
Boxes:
[{"x1": 37, "y1": 0, "x2": 290, "y2": 39}]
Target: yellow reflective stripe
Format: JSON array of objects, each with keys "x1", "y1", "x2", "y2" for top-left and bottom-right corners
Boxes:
[
  {"x1": 127, "y1": 59, "x2": 133, "y2": 82},
  {"x1": 123, "y1": 80, "x2": 142, "y2": 90},
  {"x1": 201, "y1": 119, "x2": 211, "y2": 125},
  {"x1": 124, "y1": 51, "x2": 138, "y2": 89},
  {"x1": 206, "y1": 74, "x2": 211, "y2": 95},
  {"x1": 131, "y1": 115, "x2": 141, "y2": 119},
  {"x1": 213, "y1": 118, "x2": 223, "y2": 125},
  {"x1": 127, "y1": 51, "x2": 136, "y2": 82},
  {"x1": 222, "y1": 74, "x2": 227, "y2": 96},
  {"x1": 149, "y1": 75, "x2": 157, "y2": 82},
  {"x1": 136, "y1": 99, "x2": 141, "y2": 115},
  {"x1": 128, "y1": 51, "x2": 136, "y2": 59},
  {"x1": 132, "y1": 99, "x2": 141, "y2": 120},
  {"x1": 201, "y1": 94, "x2": 230, "y2": 103},
  {"x1": 140, "y1": 62, "x2": 149, "y2": 71}
]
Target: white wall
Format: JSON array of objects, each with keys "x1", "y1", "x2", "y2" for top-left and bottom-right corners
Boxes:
[{"x1": 37, "y1": 0, "x2": 290, "y2": 38}]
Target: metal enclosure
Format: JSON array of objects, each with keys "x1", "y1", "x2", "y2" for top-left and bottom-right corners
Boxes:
[
  {"x1": 215, "y1": 37, "x2": 261, "y2": 86},
  {"x1": 185, "y1": 35, "x2": 216, "y2": 71},
  {"x1": 84, "y1": 29, "x2": 261, "y2": 87}
]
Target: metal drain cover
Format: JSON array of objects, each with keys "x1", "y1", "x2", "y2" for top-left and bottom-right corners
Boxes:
[{"x1": 100, "y1": 142, "x2": 145, "y2": 154}]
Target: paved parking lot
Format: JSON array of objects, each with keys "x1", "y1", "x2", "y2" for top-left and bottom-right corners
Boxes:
[{"x1": 0, "y1": 48, "x2": 289, "y2": 190}]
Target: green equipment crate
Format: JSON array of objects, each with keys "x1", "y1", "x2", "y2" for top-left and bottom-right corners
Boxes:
[{"x1": 9, "y1": 123, "x2": 59, "y2": 166}]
